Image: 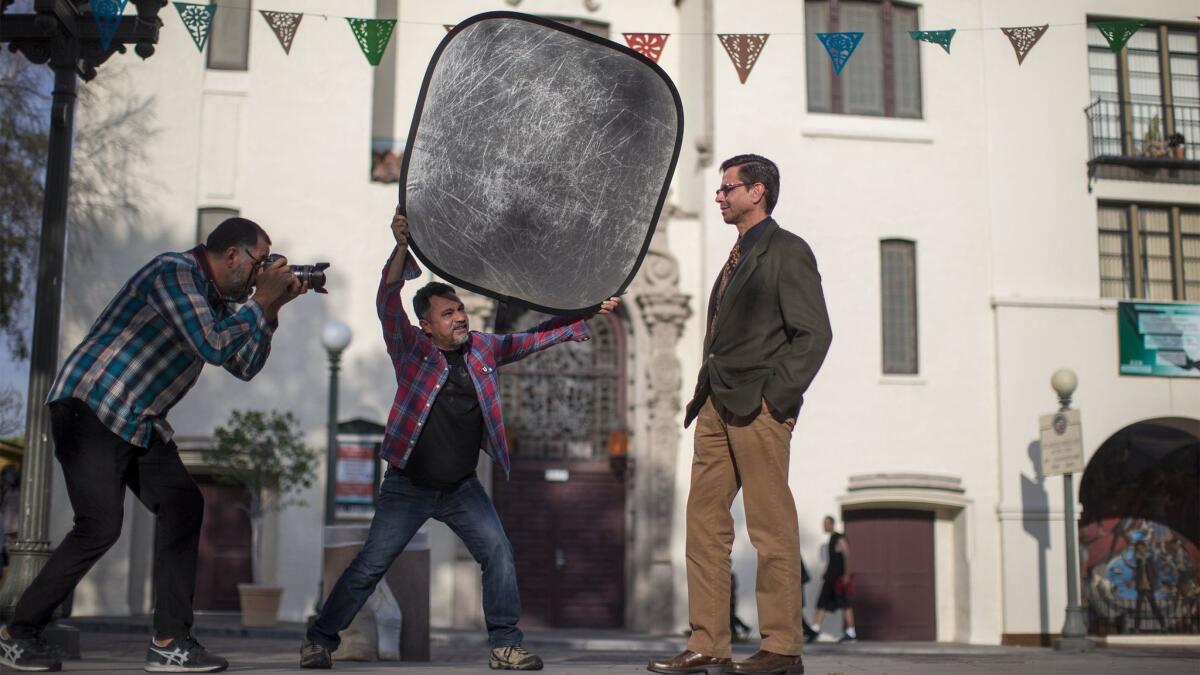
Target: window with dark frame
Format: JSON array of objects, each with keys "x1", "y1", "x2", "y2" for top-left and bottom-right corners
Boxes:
[
  {"x1": 1183, "y1": 210, "x2": 1200, "y2": 300},
  {"x1": 880, "y1": 238, "x2": 918, "y2": 375},
  {"x1": 197, "y1": 207, "x2": 240, "y2": 246},
  {"x1": 1098, "y1": 205, "x2": 1134, "y2": 299},
  {"x1": 1098, "y1": 202, "x2": 1200, "y2": 301},
  {"x1": 1087, "y1": 21, "x2": 1199, "y2": 160},
  {"x1": 806, "y1": 0, "x2": 922, "y2": 118},
  {"x1": 207, "y1": 0, "x2": 251, "y2": 71}
]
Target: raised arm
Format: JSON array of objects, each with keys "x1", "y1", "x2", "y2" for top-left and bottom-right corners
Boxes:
[
  {"x1": 490, "y1": 297, "x2": 620, "y2": 366},
  {"x1": 221, "y1": 256, "x2": 307, "y2": 380},
  {"x1": 377, "y1": 208, "x2": 424, "y2": 356}
]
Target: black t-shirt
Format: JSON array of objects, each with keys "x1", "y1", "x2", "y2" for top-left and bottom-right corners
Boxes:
[
  {"x1": 825, "y1": 532, "x2": 846, "y2": 579},
  {"x1": 402, "y1": 347, "x2": 484, "y2": 490}
]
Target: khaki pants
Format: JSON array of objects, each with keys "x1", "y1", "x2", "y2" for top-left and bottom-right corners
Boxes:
[{"x1": 685, "y1": 398, "x2": 802, "y2": 658}]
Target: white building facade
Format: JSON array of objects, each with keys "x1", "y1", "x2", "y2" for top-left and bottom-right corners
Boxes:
[{"x1": 37, "y1": 0, "x2": 1198, "y2": 646}]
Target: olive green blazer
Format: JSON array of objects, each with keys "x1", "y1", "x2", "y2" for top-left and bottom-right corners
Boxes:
[{"x1": 684, "y1": 218, "x2": 832, "y2": 427}]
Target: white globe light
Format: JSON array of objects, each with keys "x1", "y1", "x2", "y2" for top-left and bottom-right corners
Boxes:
[
  {"x1": 1050, "y1": 368, "x2": 1077, "y2": 399},
  {"x1": 321, "y1": 319, "x2": 352, "y2": 353}
]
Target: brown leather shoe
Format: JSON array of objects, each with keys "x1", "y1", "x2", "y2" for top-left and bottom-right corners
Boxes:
[
  {"x1": 647, "y1": 649, "x2": 732, "y2": 674},
  {"x1": 728, "y1": 650, "x2": 804, "y2": 675}
]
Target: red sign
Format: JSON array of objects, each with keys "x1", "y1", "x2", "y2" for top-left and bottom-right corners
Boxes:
[{"x1": 335, "y1": 442, "x2": 376, "y2": 505}]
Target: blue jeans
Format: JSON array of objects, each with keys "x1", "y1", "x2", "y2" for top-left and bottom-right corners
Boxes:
[{"x1": 308, "y1": 469, "x2": 523, "y2": 650}]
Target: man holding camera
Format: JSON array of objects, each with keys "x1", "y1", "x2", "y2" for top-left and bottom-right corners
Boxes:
[
  {"x1": 0, "y1": 218, "x2": 306, "y2": 673},
  {"x1": 300, "y1": 207, "x2": 618, "y2": 671}
]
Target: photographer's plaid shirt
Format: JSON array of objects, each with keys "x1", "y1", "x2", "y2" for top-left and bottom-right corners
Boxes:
[
  {"x1": 47, "y1": 247, "x2": 275, "y2": 446},
  {"x1": 377, "y1": 250, "x2": 589, "y2": 477}
]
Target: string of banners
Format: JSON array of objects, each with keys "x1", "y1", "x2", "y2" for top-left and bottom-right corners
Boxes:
[{"x1": 86, "y1": 2, "x2": 1191, "y2": 82}]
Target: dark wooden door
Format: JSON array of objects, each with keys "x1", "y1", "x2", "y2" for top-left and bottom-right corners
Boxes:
[
  {"x1": 193, "y1": 475, "x2": 252, "y2": 610},
  {"x1": 843, "y1": 509, "x2": 936, "y2": 641},
  {"x1": 493, "y1": 460, "x2": 625, "y2": 627}
]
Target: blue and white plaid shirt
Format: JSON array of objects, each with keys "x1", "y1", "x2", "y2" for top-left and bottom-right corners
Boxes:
[{"x1": 47, "y1": 247, "x2": 275, "y2": 447}]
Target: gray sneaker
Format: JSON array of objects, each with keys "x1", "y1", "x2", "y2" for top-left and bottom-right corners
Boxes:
[
  {"x1": 144, "y1": 636, "x2": 228, "y2": 672},
  {"x1": 489, "y1": 644, "x2": 544, "y2": 670},
  {"x1": 0, "y1": 627, "x2": 61, "y2": 672}
]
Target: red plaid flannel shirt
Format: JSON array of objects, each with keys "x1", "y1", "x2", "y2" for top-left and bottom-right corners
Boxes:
[{"x1": 376, "y1": 249, "x2": 590, "y2": 476}]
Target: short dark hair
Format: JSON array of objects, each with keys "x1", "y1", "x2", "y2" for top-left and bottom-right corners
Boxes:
[
  {"x1": 204, "y1": 217, "x2": 270, "y2": 253},
  {"x1": 720, "y1": 154, "x2": 780, "y2": 214},
  {"x1": 413, "y1": 281, "x2": 459, "y2": 321}
]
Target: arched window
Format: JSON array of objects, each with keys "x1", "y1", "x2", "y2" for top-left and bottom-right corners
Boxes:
[{"x1": 496, "y1": 309, "x2": 625, "y2": 460}]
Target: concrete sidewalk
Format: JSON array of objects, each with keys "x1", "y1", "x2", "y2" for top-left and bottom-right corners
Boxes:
[{"x1": 44, "y1": 615, "x2": 1200, "y2": 674}]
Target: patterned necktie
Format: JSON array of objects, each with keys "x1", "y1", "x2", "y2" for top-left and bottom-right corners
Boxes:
[{"x1": 710, "y1": 240, "x2": 741, "y2": 332}]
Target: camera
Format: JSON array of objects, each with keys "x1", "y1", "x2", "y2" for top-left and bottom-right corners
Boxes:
[{"x1": 265, "y1": 254, "x2": 330, "y2": 294}]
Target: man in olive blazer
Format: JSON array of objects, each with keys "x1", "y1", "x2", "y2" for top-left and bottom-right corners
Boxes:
[{"x1": 649, "y1": 154, "x2": 832, "y2": 675}]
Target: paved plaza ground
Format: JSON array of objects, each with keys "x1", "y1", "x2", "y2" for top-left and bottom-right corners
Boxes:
[{"x1": 29, "y1": 618, "x2": 1199, "y2": 674}]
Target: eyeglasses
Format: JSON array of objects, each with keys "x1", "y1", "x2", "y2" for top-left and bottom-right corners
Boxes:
[
  {"x1": 715, "y1": 182, "x2": 754, "y2": 197},
  {"x1": 242, "y1": 248, "x2": 269, "y2": 274}
]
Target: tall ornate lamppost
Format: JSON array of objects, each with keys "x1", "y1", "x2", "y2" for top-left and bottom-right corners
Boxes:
[{"x1": 0, "y1": 0, "x2": 169, "y2": 624}]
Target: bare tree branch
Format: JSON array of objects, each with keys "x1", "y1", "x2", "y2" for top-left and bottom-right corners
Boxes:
[
  {"x1": 0, "y1": 53, "x2": 157, "y2": 359},
  {"x1": 0, "y1": 387, "x2": 22, "y2": 438}
]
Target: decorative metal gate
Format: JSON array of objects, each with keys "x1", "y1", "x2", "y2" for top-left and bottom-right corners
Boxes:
[{"x1": 492, "y1": 308, "x2": 628, "y2": 627}]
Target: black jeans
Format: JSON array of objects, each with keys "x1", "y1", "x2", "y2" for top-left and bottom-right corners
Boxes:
[{"x1": 9, "y1": 398, "x2": 204, "y2": 640}]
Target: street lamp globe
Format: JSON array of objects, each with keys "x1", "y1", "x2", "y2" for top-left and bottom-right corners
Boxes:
[
  {"x1": 321, "y1": 319, "x2": 352, "y2": 354},
  {"x1": 1051, "y1": 368, "x2": 1078, "y2": 400}
]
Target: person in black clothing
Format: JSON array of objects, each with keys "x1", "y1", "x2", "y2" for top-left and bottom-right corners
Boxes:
[
  {"x1": 729, "y1": 574, "x2": 752, "y2": 641},
  {"x1": 809, "y1": 515, "x2": 856, "y2": 642},
  {"x1": 801, "y1": 557, "x2": 818, "y2": 640}
]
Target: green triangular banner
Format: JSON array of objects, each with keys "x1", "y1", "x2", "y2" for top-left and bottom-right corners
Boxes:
[
  {"x1": 1095, "y1": 20, "x2": 1145, "y2": 53},
  {"x1": 909, "y1": 29, "x2": 956, "y2": 54},
  {"x1": 347, "y1": 18, "x2": 397, "y2": 66},
  {"x1": 173, "y1": 2, "x2": 216, "y2": 53}
]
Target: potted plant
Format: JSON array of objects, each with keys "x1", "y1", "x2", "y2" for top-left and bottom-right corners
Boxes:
[
  {"x1": 203, "y1": 409, "x2": 318, "y2": 627},
  {"x1": 1167, "y1": 132, "x2": 1186, "y2": 160},
  {"x1": 1140, "y1": 116, "x2": 1166, "y2": 157}
]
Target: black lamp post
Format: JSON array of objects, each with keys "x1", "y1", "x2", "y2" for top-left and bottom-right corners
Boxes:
[
  {"x1": 320, "y1": 320, "x2": 352, "y2": 526},
  {"x1": 0, "y1": 0, "x2": 168, "y2": 624}
]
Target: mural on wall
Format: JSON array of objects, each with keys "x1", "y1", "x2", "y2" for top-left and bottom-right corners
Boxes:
[{"x1": 1079, "y1": 420, "x2": 1200, "y2": 635}]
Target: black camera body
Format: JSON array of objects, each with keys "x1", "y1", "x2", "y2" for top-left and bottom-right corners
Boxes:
[{"x1": 265, "y1": 254, "x2": 330, "y2": 294}]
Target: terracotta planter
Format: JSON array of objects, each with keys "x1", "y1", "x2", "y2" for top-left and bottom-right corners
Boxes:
[{"x1": 237, "y1": 584, "x2": 283, "y2": 627}]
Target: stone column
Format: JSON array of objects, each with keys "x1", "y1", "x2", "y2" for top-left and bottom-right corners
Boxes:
[{"x1": 628, "y1": 221, "x2": 692, "y2": 633}]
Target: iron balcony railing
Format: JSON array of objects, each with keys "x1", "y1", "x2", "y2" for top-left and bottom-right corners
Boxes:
[{"x1": 1085, "y1": 98, "x2": 1200, "y2": 186}]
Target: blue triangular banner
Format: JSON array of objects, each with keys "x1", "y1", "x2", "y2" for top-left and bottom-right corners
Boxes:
[
  {"x1": 90, "y1": 0, "x2": 129, "y2": 51},
  {"x1": 817, "y1": 32, "x2": 864, "y2": 76},
  {"x1": 909, "y1": 29, "x2": 956, "y2": 54}
]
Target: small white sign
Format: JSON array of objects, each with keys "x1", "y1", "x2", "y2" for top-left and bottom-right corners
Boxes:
[
  {"x1": 544, "y1": 468, "x2": 570, "y2": 482},
  {"x1": 1039, "y1": 409, "x2": 1084, "y2": 477}
]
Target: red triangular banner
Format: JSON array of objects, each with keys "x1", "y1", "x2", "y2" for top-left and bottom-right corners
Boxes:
[
  {"x1": 623, "y1": 33, "x2": 669, "y2": 63},
  {"x1": 1001, "y1": 25, "x2": 1048, "y2": 65},
  {"x1": 717, "y1": 34, "x2": 769, "y2": 84}
]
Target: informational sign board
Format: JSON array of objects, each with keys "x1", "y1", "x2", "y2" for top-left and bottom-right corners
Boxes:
[
  {"x1": 335, "y1": 433, "x2": 382, "y2": 518},
  {"x1": 1118, "y1": 301, "x2": 1200, "y2": 378},
  {"x1": 1039, "y1": 409, "x2": 1084, "y2": 476}
]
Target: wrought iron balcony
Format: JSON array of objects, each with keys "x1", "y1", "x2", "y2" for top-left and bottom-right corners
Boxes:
[{"x1": 1086, "y1": 98, "x2": 1200, "y2": 187}]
